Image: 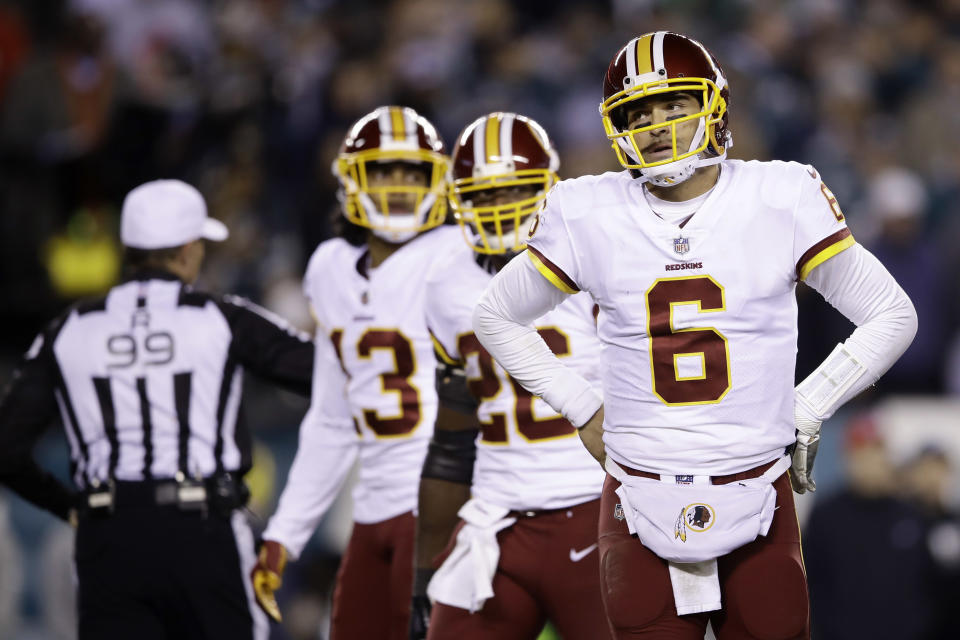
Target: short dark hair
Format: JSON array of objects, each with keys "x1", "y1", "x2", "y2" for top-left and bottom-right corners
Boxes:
[{"x1": 123, "y1": 245, "x2": 186, "y2": 273}]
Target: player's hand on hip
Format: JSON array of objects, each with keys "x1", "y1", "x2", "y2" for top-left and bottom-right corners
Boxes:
[
  {"x1": 789, "y1": 403, "x2": 822, "y2": 494},
  {"x1": 578, "y1": 404, "x2": 606, "y2": 467},
  {"x1": 251, "y1": 539, "x2": 287, "y2": 623}
]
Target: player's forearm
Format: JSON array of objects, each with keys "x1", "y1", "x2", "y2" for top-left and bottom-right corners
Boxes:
[
  {"x1": 799, "y1": 244, "x2": 918, "y2": 419},
  {"x1": 262, "y1": 412, "x2": 358, "y2": 559},
  {"x1": 473, "y1": 256, "x2": 602, "y2": 427},
  {"x1": 417, "y1": 406, "x2": 478, "y2": 568},
  {"x1": 415, "y1": 477, "x2": 471, "y2": 569}
]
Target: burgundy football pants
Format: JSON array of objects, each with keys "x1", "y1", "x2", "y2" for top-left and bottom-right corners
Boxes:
[
  {"x1": 598, "y1": 470, "x2": 810, "y2": 639},
  {"x1": 330, "y1": 511, "x2": 415, "y2": 640},
  {"x1": 428, "y1": 498, "x2": 610, "y2": 640}
]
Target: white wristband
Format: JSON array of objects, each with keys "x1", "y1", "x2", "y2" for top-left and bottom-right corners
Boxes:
[{"x1": 795, "y1": 343, "x2": 867, "y2": 420}]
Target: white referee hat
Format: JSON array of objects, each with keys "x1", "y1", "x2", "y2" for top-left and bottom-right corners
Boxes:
[{"x1": 120, "y1": 179, "x2": 229, "y2": 249}]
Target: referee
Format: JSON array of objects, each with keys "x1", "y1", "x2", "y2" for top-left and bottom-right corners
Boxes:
[{"x1": 0, "y1": 179, "x2": 313, "y2": 640}]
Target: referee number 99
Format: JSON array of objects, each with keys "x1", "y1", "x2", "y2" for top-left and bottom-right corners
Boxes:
[{"x1": 106, "y1": 331, "x2": 175, "y2": 369}]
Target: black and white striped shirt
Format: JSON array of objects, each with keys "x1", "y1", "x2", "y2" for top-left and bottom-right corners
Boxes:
[{"x1": 0, "y1": 270, "x2": 313, "y2": 519}]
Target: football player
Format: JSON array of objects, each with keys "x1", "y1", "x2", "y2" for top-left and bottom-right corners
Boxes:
[
  {"x1": 251, "y1": 106, "x2": 460, "y2": 639},
  {"x1": 409, "y1": 112, "x2": 610, "y2": 640},
  {"x1": 472, "y1": 33, "x2": 918, "y2": 639}
]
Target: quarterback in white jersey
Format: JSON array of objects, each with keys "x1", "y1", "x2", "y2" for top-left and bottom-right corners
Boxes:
[
  {"x1": 473, "y1": 33, "x2": 916, "y2": 640},
  {"x1": 251, "y1": 106, "x2": 459, "y2": 640},
  {"x1": 411, "y1": 112, "x2": 609, "y2": 640}
]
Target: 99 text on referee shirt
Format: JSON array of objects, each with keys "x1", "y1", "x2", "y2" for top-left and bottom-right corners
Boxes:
[
  {"x1": 0, "y1": 271, "x2": 313, "y2": 514},
  {"x1": 0, "y1": 179, "x2": 314, "y2": 640}
]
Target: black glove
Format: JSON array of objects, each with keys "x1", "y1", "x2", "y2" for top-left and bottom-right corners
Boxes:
[{"x1": 409, "y1": 568, "x2": 435, "y2": 640}]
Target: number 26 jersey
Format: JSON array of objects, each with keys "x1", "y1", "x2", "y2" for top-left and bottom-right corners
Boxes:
[
  {"x1": 426, "y1": 245, "x2": 606, "y2": 511},
  {"x1": 527, "y1": 160, "x2": 854, "y2": 475}
]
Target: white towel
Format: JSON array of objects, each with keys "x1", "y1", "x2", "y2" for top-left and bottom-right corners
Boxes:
[
  {"x1": 668, "y1": 560, "x2": 722, "y2": 615},
  {"x1": 427, "y1": 498, "x2": 517, "y2": 613}
]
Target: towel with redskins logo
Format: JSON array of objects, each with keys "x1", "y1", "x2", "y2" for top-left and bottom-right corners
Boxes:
[{"x1": 604, "y1": 456, "x2": 790, "y2": 614}]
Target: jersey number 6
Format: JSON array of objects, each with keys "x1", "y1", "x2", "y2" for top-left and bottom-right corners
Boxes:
[{"x1": 646, "y1": 276, "x2": 731, "y2": 405}]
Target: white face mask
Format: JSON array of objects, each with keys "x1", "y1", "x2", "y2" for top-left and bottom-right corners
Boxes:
[
  {"x1": 357, "y1": 191, "x2": 439, "y2": 244},
  {"x1": 638, "y1": 156, "x2": 701, "y2": 187}
]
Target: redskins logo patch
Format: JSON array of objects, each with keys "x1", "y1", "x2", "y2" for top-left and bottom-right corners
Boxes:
[{"x1": 674, "y1": 503, "x2": 716, "y2": 543}]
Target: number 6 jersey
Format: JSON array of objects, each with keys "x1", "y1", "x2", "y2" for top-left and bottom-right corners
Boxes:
[
  {"x1": 526, "y1": 160, "x2": 854, "y2": 475},
  {"x1": 426, "y1": 244, "x2": 606, "y2": 511}
]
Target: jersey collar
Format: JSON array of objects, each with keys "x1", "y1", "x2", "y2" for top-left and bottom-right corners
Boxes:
[{"x1": 122, "y1": 268, "x2": 183, "y2": 283}]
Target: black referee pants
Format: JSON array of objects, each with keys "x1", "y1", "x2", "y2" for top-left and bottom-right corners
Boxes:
[{"x1": 75, "y1": 506, "x2": 266, "y2": 640}]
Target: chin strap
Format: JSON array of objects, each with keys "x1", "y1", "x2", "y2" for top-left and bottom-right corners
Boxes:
[{"x1": 635, "y1": 151, "x2": 727, "y2": 187}]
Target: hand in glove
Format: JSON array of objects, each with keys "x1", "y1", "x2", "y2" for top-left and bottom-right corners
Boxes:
[
  {"x1": 409, "y1": 568, "x2": 434, "y2": 640},
  {"x1": 251, "y1": 539, "x2": 287, "y2": 623},
  {"x1": 789, "y1": 401, "x2": 822, "y2": 494}
]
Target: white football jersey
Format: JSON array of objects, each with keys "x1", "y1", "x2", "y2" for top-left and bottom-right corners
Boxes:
[
  {"x1": 426, "y1": 244, "x2": 606, "y2": 511},
  {"x1": 526, "y1": 160, "x2": 854, "y2": 475},
  {"x1": 301, "y1": 225, "x2": 461, "y2": 523}
]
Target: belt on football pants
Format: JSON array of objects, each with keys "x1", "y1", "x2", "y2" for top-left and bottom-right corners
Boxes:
[{"x1": 617, "y1": 457, "x2": 780, "y2": 486}]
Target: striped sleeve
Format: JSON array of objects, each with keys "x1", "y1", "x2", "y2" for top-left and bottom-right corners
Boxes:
[
  {"x1": 429, "y1": 328, "x2": 462, "y2": 366},
  {"x1": 793, "y1": 165, "x2": 856, "y2": 281},
  {"x1": 525, "y1": 185, "x2": 582, "y2": 293},
  {"x1": 797, "y1": 228, "x2": 856, "y2": 281},
  {"x1": 526, "y1": 247, "x2": 579, "y2": 294}
]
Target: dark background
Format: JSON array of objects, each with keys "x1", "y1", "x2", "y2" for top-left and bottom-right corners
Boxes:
[{"x1": 1, "y1": 0, "x2": 958, "y2": 638}]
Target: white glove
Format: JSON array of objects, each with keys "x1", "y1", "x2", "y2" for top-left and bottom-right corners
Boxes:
[{"x1": 790, "y1": 400, "x2": 822, "y2": 494}]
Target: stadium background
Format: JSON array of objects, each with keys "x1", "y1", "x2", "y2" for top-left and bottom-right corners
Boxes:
[{"x1": 0, "y1": 0, "x2": 958, "y2": 638}]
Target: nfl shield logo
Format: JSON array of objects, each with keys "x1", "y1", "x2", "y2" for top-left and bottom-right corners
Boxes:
[
  {"x1": 614, "y1": 504, "x2": 625, "y2": 521},
  {"x1": 673, "y1": 236, "x2": 690, "y2": 255}
]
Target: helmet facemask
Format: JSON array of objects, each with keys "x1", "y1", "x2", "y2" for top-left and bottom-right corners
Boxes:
[
  {"x1": 335, "y1": 147, "x2": 448, "y2": 244},
  {"x1": 451, "y1": 168, "x2": 557, "y2": 255},
  {"x1": 601, "y1": 77, "x2": 727, "y2": 187}
]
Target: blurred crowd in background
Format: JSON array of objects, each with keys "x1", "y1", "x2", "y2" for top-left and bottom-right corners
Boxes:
[{"x1": 0, "y1": 0, "x2": 958, "y2": 638}]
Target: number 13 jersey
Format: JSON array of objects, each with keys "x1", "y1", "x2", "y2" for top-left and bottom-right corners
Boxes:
[
  {"x1": 426, "y1": 244, "x2": 605, "y2": 511},
  {"x1": 526, "y1": 160, "x2": 854, "y2": 475},
  {"x1": 301, "y1": 225, "x2": 460, "y2": 523}
]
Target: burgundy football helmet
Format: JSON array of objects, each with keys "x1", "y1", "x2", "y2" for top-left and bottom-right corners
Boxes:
[
  {"x1": 600, "y1": 32, "x2": 731, "y2": 186},
  {"x1": 333, "y1": 106, "x2": 448, "y2": 243},
  {"x1": 448, "y1": 112, "x2": 559, "y2": 254}
]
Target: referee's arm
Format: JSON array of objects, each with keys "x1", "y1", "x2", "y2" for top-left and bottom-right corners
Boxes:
[
  {"x1": 0, "y1": 323, "x2": 77, "y2": 522},
  {"x1": 217, "y1": 295, "x2": 314, "y2": 396}
]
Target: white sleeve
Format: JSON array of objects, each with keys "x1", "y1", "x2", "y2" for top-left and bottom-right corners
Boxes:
[
  {"x1": 798, "y1": 243, "x2": 917, "y2": 420},
  {"x1": 262, "y1": 329, "x2": 358, "y2": 560},
  {"x1": 472, "y1": 252, "x2": 603, "y2": 427}
]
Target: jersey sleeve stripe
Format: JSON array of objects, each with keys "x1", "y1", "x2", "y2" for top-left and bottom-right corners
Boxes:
[
  {"x1": 797, "y1": 228, "x2": 855, "y2": 281},
  {"x1": 429, "y1": 328, "x2": 461, "y2": 366},
  {"x1": 526, "y1": 247, "x2": 579, "y2": 294}
]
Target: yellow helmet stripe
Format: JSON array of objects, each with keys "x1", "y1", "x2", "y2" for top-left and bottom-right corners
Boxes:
[
  {"x1": 390, "y1": 107, "x2": 406, "y2": 141},
  {"x1": 485, "y1": 114, "x2": 501, "y2": 162},
  {"x1": 634, "y1": 33, "x2": 654, "y2": 76}
]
